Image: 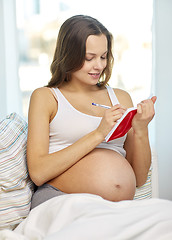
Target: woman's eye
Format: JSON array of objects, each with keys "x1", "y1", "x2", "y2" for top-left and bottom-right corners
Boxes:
[
  {"x1": 85, "y1": 55, "x2": 107, "y2": 61},
  {"x1": 85, "y1": 58, "x2": 92, "y2": 61},
  {"x1": 101, "y1": 56, "x2": 107, "y2": 60}
]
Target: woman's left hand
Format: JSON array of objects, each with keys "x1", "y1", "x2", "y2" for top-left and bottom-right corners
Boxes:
[{"x1": 132, "y1": 96, "x2": 157, "y2": 133}]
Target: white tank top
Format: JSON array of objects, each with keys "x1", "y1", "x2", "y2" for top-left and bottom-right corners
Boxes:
[{"x1": 49, "y1": 86, "x2": 126, "y2": 157}]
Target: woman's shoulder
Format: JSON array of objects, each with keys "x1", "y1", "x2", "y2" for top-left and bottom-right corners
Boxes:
[
  {"x1": 113, "y1": 88, "x2": 133, "y2": 108},
  {"x1": 31, "y1": 86, "x2": 52, "y2": 96},
  {"x1": 29, "y1": 87, "x2": 57, "y2": 120},
  {"x1": 30, "y1": 87, "x2": 55, "y2": 102},
  {"x1": 30, "y1": 87, "x2": 57, "y2": 109}
]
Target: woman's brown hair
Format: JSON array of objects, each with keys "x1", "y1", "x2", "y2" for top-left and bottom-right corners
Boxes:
[{"x1": 47, "y1": 15, "x2": 114, "y2": 88}]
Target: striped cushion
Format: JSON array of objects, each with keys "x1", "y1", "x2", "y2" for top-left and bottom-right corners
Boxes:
[
  {"x1": 134, "y1": 167, "x2": 152, "y2": 200},
  {"x1": 0, "y1": 113, "x2": 34, "y2": 230}
]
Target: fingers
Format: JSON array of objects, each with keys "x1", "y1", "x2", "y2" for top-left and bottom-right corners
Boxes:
[
  {"x1": 141, "y1": 95, "x2": 157, "y2": 104},
  {"x1": 103, "y1": 104, "x2": 126, "y2": 125},
  {"x1": 108, "y1": 104, "x2": 126, "y2": 119},
  {"x1": 151, "y1": 96, "x2": 157, "y2": 104},
  {"x1": 137, "y1": 104, "x2": 142, "y2": 114},
  {"x1": 137, "y1": 97, "x2": 155, "y2": 121},
  {"x1": 110, "y1": 104, "x2": 126, "y2": 113}
]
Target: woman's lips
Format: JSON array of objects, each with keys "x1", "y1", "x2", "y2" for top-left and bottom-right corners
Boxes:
[{"x1": 88, "y1": 73, "x2": 100, "y2": 79}]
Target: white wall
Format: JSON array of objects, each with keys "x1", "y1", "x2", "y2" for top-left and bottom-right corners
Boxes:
[
  {"x1": 0, "y1": 0, "x2": 22, "y2": 120},
  {"x1": 153, "y1": 0, "x2": 172, "y2": 200},
  {"x1": 0, "y1": 0, "x2": 6, "y2": 118}
]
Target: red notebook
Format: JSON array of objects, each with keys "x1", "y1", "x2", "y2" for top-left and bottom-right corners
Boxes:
[{"x1": 105, "y1": 107, "x2": 137, "y2": 142}]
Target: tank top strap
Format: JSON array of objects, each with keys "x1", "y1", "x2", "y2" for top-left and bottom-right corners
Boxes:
[
  {"x1": 106, "y1": 85, "x2": 119, "y2": 106},
  {"x1": 51, "y1": 87, "x2": 63, "y2": 102},
  {"x1": 48, "y1": 87, "x2": 58, "y2": 102}
]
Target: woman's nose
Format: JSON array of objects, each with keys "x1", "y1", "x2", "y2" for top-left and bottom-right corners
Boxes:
[{"x1": 93, "y1": 59, "x2": 104, "y2": 70}]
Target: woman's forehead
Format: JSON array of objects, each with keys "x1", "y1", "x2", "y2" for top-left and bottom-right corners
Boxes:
[{"x1": 86, "y1": 34, "x2": 108, "y2": 53}]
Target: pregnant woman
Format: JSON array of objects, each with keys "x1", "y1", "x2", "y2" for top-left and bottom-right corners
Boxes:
[{"x1": 27, "y1": 15, "x2": 156, "y2": 209}]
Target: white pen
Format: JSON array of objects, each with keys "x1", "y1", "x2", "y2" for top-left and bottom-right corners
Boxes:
[
  {"x1": 92, "y1": 93, "x2": 154, "y2": 110},
  {"x1": 92, "y1": 102, "x2": 111, "y2": 109}
]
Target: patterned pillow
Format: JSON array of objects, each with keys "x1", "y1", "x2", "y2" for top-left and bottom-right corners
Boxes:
[
  {"x1": 0, "y1": 113, "x2": 34, "y2": 230},
  {"x1": 134, "y1": 167, "x2": 152, "y2": 200}
]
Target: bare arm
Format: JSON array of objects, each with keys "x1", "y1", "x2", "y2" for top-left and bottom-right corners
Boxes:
[
  {"x1": 116, "y1": 89, "x2": 156, "y2": 187},
  {"x1": 27, "y1": 87, "x2": 125, "y2": 186},
  {"x1": 125, "y1": 127, "x2": 151, "y2": 187}
]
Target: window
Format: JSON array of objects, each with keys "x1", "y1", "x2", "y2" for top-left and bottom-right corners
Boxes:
[{"x1": 16, "y1": 0, "x2": 153, "y2": 118}]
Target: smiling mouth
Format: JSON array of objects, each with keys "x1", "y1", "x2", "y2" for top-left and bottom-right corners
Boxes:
[{"x1": 89, "y1": 73, "x2": 100, "y2": 76}]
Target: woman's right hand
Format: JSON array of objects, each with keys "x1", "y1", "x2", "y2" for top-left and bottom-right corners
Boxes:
[{"x1": 96, "y1": 104, "x2": 126, "y2": 139}]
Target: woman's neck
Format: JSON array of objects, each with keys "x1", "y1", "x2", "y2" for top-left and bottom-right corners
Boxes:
[{"x1": 60, "y1": 81, "x2": 101, "y2": 93}]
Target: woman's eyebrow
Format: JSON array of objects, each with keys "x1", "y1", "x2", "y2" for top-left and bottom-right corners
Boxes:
[{"x1": 86, "y1": 51, "x2": 108, "y2": 56}]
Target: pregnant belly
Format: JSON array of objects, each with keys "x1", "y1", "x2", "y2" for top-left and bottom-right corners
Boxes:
[{"x1": 49, "y1": 148, "x2": 136, "y2": 202}]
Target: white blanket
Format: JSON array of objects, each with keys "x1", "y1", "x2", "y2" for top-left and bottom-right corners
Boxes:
[{"x1": 1, "y1": 194, "x2": 172, "y2": 240}]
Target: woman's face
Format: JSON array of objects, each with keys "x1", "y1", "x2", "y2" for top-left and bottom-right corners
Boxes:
[{"x1": 71, "y1": 34, "x2": 108, "y2": 86}]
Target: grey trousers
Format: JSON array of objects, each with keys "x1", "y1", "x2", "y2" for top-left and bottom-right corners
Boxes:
[{"x1": 31, "y1": 184, "x2": 66, "y2": 209}]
